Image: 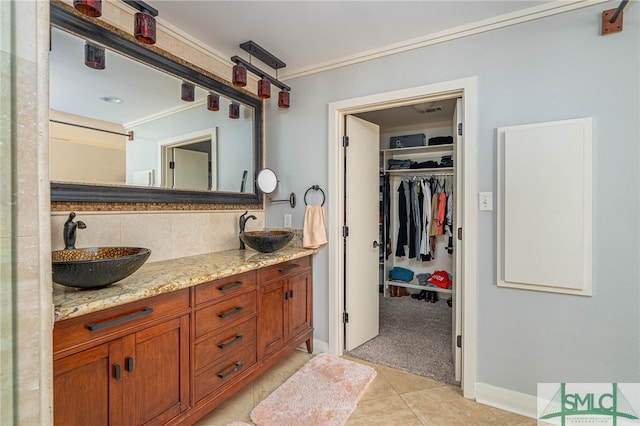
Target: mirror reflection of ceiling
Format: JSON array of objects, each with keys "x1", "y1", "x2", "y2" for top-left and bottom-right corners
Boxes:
[{"x1": 50, "y1": 27, "x2": 207, "y2": 127}]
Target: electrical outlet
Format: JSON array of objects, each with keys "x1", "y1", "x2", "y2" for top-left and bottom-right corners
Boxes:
[
  {"x1": 283, "y1": 214, "x2": 292, "y2": 228},
  {"x1": 479, "y1": 192, "x2": 493, "y2": 211}
]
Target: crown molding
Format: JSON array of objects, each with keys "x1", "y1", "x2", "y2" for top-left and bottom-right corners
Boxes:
[{"x1": 280, "y1": 0, "x2": 610, "y2": 80}]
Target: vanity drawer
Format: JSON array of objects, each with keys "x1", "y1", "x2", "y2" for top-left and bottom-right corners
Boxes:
[
  {"x1": 53, "y1": 288, "x2": 190, "y2": 355},
  {"x1": 259, "y1": 255, "x2": 311, "y2": 283},
  {"x1": 195, "y1": 291, "x2": 256, "y2": 338},
  {"x1": 194, "y1": 342, "x2": 257, "y2": 402},
  {"x1": 195, "y1": 316, "x2": 256, "y2": 372},
  {"x1": 195, "y1": 271, "x2": 257, "y2": 306}
]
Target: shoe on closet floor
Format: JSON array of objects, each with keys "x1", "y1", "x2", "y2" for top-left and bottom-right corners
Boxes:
[{"x1": 430, "y1": 292, "x2": 439, "y2": 303}]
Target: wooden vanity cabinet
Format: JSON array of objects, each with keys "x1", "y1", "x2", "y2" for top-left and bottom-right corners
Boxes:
[
  {"x1": 53, "y1": 289, "x2": 190, "y2": 426},
  {"x1": 258, "y1": 256, "x2": 313, "y2": 359},
  {"x1": 192, "y1": 271, "x2": 258, "y2": 404},
  {"x1": 53, "y1": 255, "x2": 314, "y2": 425}
]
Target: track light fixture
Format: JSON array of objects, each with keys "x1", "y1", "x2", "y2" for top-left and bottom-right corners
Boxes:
[
  {"x1": 231, "y1": 40, "x2": 291, "y2": 108},
  {"x1": 84, "y1": 42, "x2": 105, "y2": 69},
  {"x1": 207, "y1": 93, "x2": 220, "y2": 111},
  {"x1": 232, "y1": 64, "x2": 247, "y2": 87},
  {"x1": 181, "y1": 81, "x2": 195, "y2": 102},
  {"x1": 229, "y1": 102, "x2": 240, "y2": 119},
  {"x1": 74, "y1": 0, "x2": 102, "y2": 17},
  {"x1": 258, "y1": 77, "x2": 271, "y2": 99},
  {"x1": 123, "y1": 1, "x2": 158, "y2": 44}
]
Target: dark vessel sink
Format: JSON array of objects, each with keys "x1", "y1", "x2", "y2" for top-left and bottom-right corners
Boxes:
[
  {"x1": 52, "y1": 247, "x2": 151, "y2": 289},
  {"x1": 240, "y1": 230, "x2": 293, "y2": 253}
]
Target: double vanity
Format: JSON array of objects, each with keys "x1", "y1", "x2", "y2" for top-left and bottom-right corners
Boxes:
[{"x1": 53, "y1": 247, "x2": 315, "y2": 425}]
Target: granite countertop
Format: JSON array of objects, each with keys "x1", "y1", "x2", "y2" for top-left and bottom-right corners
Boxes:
[{"x1": 53, "y1": 247, "x2": 315, "y2": 322}]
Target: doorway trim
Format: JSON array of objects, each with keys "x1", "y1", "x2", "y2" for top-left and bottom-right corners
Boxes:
[{"x1": 327, "y1": 77, "x2": 478, "y2": 398}]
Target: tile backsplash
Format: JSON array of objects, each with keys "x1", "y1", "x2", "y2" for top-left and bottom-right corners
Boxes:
[{"x1": 51, "y1": 210, "x2": 265, "y2": 263}]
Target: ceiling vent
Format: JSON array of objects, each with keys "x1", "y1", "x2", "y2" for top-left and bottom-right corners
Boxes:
[{"x1": 412, "y1": 104, "x2": 442, "y2": 114}]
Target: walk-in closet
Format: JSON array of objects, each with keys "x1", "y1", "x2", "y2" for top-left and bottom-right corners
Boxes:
[{"x1": 346, "y1": 96, "x2": 462, "y2": 385}]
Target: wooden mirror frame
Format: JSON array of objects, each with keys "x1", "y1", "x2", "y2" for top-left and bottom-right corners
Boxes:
[{"x1": 50, "y1": 3, "x2": 264, "y2": 207}]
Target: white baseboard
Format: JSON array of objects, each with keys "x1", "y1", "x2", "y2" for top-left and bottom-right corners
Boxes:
[
  {"x1": 475, "y1": 382, "x2": 538, "y2": 419},
  {"x1": 296, "y1": 339, "x2": 329, "y2": 355}
]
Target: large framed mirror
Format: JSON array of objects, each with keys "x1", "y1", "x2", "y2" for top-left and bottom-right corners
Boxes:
[{"x1": 49, "y1": 3, "x2": 263, "y2": 206}]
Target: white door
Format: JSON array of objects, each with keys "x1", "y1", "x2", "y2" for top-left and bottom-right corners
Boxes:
[
  {"x1": 173, "y1": 148, "x2": 209, "y2": 190},
  {"x1": 344, "y1": 115, "x2": 380, "y2": 351},
  {"x1": 452, "y1": 98, "x2": 463, "y2": 381}
]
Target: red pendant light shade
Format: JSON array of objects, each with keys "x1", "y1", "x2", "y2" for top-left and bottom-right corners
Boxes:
[
  {"x1": 84, "y1": 42, "x2": 105, "y2": 70},
  {"x1": 134, "y1": 12, "x2": 156, "y2": 45},
  {"x1": 229, "y1": 103, "x2": 240, "y2": 119},
  {"x1": 207, "y1": 93, "x2": 220, "y2": 111},
  {"x1": 74, "y1": 0, "x2": 102, "y2": 17},
  {"x1": 181, "y1": 81, "x2": 195, "y2": 102},
  {"x1": 278, "y1": 90, "x2": 290, "y2": 108},
  {"x1": 258, "y1": 77, "x2": 271, "y2": 99},
  {"x1": 232, "y1": 64, "x2": 247, "y2": 87}
]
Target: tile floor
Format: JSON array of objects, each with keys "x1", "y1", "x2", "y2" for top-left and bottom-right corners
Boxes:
[{"x1": 195, "y1": 350, "x2": 537, "y2": 426}]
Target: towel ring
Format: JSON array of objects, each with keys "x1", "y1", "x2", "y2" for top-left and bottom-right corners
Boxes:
[{"x1": 304, "y1": 185, "x2": 325, "y2": 206}]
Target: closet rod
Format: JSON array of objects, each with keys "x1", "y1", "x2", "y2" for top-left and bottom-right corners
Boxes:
[{"x1": 396, "y1": 172, "x2": 454, "y2": 178}]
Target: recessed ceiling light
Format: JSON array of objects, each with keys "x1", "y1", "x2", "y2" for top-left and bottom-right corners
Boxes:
[{"x1": 100, "y1": 96, "x2": 123, "y2": 104}]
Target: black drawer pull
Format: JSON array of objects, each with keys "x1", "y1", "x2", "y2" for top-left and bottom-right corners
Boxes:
[
  {"x1": 113, "y1": 364, "x2": 121, "y2": 380},
  {"x1": 278, "y1": 264, "x2": 300, "y2": 273},
  {"x1": 218, "y1": 306, "x2": 243, "y2": 319},
  {"x1": 125, "y1": 357, "x2": 134, "y2": 373},
  {"x1": 218, "y1": 281, "x2": 243, "y2": 292},
  {"x1": 87, "y1": 307, "x2": 153, "y2": 331},
  {"x1": 218, "y1": 361, "x2": 243, "y2": 379},
  {"x1": 218, "y1": 334, "x2": 243, "y2": 349}
]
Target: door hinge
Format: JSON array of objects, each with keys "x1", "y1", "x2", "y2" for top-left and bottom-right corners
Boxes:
[
  {"x1": 342, "y1": 226, "x2": 349, "y2": 238},
  {"x1": 343, "y1": 312, "x2": 349, "y2": 323},
  {"x1": 457, "y1": 335, "x2": 462, "y2": 348},
  {"x1": 342, "y1": 136, "x2": 349, "y2": 147},
  {"x1": 458, "y1": 123, "x2": 463, "y2": 136},
  {"x1": 169, "y1": 161, "x2": 175, "y2": 169},
  {"x1": 457, "y1": 227, "x2": 462, "y2": 240}
]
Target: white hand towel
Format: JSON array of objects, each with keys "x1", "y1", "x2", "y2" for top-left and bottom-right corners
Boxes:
[{"x1": 303, "y1": 205, "x2": 327, "y2": 249}]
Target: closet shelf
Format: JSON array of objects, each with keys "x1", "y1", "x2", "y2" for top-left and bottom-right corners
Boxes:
[
  {"x1": 380, "y1": 144, "x2": 453, "y2": 155},
  {"x1": 385, "y1": 280, "x2": 452, "y2": 294},
  {"x1": 386, "y1": 167, "x2": 453, "y2": 175}
]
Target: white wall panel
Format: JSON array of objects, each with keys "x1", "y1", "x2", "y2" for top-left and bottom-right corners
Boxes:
[{"x1": 497, "y1": 118, "x2": 592, "y2": 295}]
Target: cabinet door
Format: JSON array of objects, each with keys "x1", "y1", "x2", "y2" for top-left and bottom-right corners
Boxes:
[
  {"x1": 258, "y1": 279, "x2": 286, "y2": 358},
  {"x1": 54, "y1": 341, "x2": 124, "y2": 426},
  {"x1": 287, "y1": 270, "x2": 312, "y2": 339},
  {"x1": 124, "y1": 315, "x2": 190, "y2": 426}
]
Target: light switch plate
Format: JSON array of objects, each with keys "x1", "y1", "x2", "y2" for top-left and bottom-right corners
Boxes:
[
  {"x1": 283, "y1": 214, "x2": 292, "y2": 228},
  {"x1": 479, "y1": 192, "x2": 493, "y2": 211}
]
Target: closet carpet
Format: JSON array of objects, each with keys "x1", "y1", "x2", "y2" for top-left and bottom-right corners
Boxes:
[{"x1": 346, "y1": 293, "x2": 458, "y2": 385}]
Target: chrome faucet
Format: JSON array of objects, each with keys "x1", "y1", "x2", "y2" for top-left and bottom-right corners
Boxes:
[
  {"x1": 239, "y1": 211, "x2": 257, "y2": 249},
  {"x1": 63, "y1": 212, "x2": 86, "y2": 250}
]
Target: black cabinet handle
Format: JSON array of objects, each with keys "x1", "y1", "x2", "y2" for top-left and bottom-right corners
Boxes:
[
  {"x1": 218, "y1": 361, "x2": 243, "y2": 379},
  {"x1": 278, "y1": 264, "x2": 300, "y2": 273},
  {"x1": 289, "y1": 290, "x2": 294, "y2": 298},
  {"x1": 218, "y1": 334, "x2": 243, "y2": 349},
  {"x1": 113, "y1": 364, "x2": 121, "y2": 380},
  {"x1": 218, "y1": 281, "x2": 243, "y2": 292},
  {"x1": 125, "y1": 357, "x2": 134, "y2": 373},
  {"x1": 218, "y1": 306, "x2": 243, "y2": 319},
  {"x1": 87, "y1": 307, "x2": 153, "y2": 331}
]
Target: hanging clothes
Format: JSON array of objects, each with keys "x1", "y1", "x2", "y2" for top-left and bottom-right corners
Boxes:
[
  {"x1": 383, "y1": 175, "x2": 392, "y2": 259},
  {"x1": 395, "y1": 181, "x2": 408, "y2": 257},
  {"x1": 419, "y1": 179, "x2": 432, "y2": 261}
]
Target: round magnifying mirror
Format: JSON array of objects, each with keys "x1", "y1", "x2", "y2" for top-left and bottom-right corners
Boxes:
[{"x1": 256, "y1": 168, "x2": 278, "y2": 194}]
